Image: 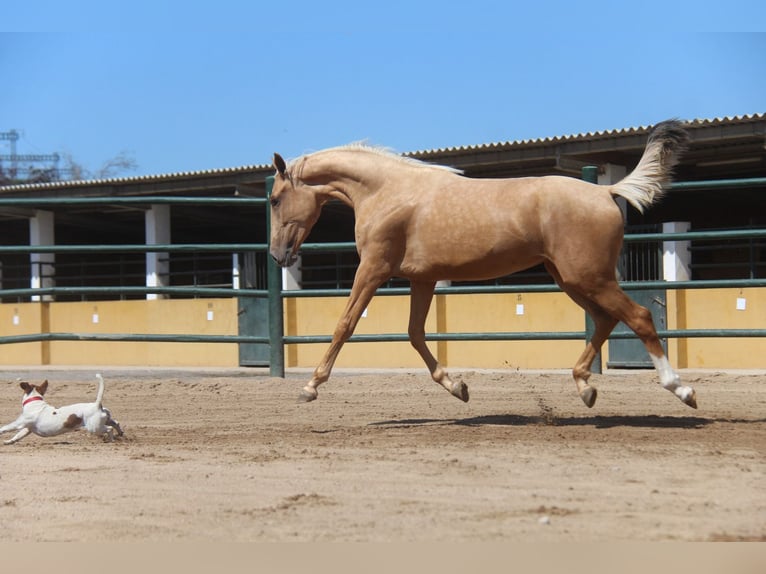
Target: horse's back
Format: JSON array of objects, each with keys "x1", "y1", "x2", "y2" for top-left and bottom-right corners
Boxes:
[
  {"x1": 414, "y1": 173, "x2": 622, "y2": 236},
  {"x1": 388, "y1": 173, "x2": 622, "y2": 281}
]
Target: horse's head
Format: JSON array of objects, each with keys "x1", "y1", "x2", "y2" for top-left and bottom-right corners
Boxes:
[{"x1": 269, "y1": 153, "x2": 324, "y2": 267}]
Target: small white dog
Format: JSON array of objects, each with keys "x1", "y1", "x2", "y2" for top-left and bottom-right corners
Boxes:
[{"x1": 0, "y1": 374, "x2": 123, "y2": 444}]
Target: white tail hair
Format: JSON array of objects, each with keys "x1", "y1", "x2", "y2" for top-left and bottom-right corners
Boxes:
[
  {"x1": 95, "y1": 373, "x2": 105, "y2": 407},
  {"x1": 610, "y1": 120, "x2": 689, "y2": 213}
]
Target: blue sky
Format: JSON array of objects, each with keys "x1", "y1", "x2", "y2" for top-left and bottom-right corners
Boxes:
[{"x1": 1, "y1": 1, "x2": 765, "y2": 179}]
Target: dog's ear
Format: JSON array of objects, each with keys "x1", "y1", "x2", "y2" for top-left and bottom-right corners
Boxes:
[
  {"x1": 19, "y1": 381, "x2": 33, "y2": 393},
  {"x1": 38, "y1": 380, "x2": 49, "y2": 395}
]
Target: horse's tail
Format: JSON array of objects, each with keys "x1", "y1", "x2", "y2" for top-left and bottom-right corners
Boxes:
[{"x1": 609, "y1": 119, "x2": 689, "y2": 213}]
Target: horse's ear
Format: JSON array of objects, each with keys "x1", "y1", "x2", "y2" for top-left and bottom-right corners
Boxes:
[{"x1": 273, "y1": 153, "x2": 287, "y2": 177}]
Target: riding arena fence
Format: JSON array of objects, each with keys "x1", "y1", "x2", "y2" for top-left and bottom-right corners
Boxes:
[{"x1": 0, "y1": 172, "x2": 764, "y2": 376}]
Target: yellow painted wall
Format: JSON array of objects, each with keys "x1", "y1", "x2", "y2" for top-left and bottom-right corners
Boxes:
[
  {"x1": 0, "y1": 288, "x2": 763, "y2": 369},
  {"x1": 0, "y1": 299, "x2": 239, "y2": 367},
  {"x1": 0, "y1": 302, "x2": 45, "y2": 364},
  {"x1": 284, "y1": 292, "x2": 590, "y2": 369},
  {"x1": 667, "y1": 287, "x2": 765, "y2": 369},
  {"x1": 284, "y1": 295, "x2": 437, "y2": 368},
  {"x1": 438, "y1": 292, "x2": 588, "y2": 369},
  {"x1": 282, "y1": 289, "x2": 765, "y2": 370}
]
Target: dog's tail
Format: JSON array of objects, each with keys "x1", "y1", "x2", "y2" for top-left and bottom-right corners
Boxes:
[
  {"x1": 95, "y1": 373, "x2": 105, "y2": 408},
  {"x1": 609, "y1": 119, "x2": 689, "y2": 213}
]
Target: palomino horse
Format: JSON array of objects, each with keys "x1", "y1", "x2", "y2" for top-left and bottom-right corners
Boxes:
[{"x1": 269, "y1": 120, "x2": 697, "y2": 409}]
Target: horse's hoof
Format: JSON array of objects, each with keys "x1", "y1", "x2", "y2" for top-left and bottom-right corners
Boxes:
[
  {"x1": 297, "y1": 387, "x2": 318, "y2": 403},
  {"x1": 580, "y1": 386, "x2": 597, "y2": 408},
  {"x1": 681, "y1": 389, "x2": 698, "y2": 409},
  {"x1": 450, "y1": 381, "x2": 470, "y2": 403}
]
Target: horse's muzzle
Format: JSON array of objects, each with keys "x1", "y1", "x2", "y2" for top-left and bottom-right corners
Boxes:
[{"x1": 270, "y1": 244, "x2": 298, "y2": 267}]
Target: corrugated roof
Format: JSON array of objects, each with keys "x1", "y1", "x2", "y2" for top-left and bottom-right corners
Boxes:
[
  {"x1": 0, "y1": 163, "x2": 272, "y2": 193},
  {"x1": 1, "y1": 113, "x2": 763, "y2": 193},
  {"x1": 406, "y1": 113, "x2": 766, "y2": 157}
]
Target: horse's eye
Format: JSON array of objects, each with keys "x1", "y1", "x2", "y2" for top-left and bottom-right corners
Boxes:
[{"x1": 270, "y1": 197, "x2": 280, "y2": 208}]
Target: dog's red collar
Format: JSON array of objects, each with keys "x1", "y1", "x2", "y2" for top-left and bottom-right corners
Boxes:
[{"x1": 22, "y1": 396, "x2": 44, "y2": 407}]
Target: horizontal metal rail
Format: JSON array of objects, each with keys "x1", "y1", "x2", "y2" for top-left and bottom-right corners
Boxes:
[
  {"x1": 0, "y1": 286, "x2": 268, "y2": 298},
  {"x1": 669, "y1": 177, "x2": 766, "y2": 191},
  {"x1": 0, "y1": 196, "x2": 267, "y2": 207},
  {"x1": 285, "y1": 329, "x2": 766, "y2": 345},
  {"x1": 280, "y1": 278, "x2": 766, "y2": 298},
  {"x1": 2, "y1": 328, "x2": 763, "y2": 348},
  {"x1": 0, "y1": 176, "x2": 762, "y2": 207},
  {"x1": 2, "y1": 279, "x2": 765, "y2": 301},
  {"x1": 624, "y1": 229, "x2": 766, "y2": 242},
  {"x1": 6, "y1": 232, "x2": 761, "y2": 255},
  {"x1": 0, "y1": 244, "x2": 268, "y2": 254},
  {"x1": 296, "y1": 230, "x2": 766, "y2": 251},
  {"x1": 0, "y1": 333, "x2": 270, "y2": 345}
]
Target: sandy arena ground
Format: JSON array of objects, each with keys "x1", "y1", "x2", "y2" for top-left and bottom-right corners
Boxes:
[{"x1": 0, "y1": 367, "x2": 763, "y2": 542}]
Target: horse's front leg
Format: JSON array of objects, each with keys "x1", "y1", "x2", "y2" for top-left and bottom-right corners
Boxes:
[
  {"x1": 298, "y1": 263, "x2": 386, "y2": 403},
  {"x1": 408, "y1": 281, "x2": 468, "y2": 402}
]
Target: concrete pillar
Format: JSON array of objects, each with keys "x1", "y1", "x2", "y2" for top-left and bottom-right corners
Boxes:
[
  {"x1": 598, "y1": 163, "x2": 627, "y2": 185},
  {"x1": 145, "y1": 204, "x2": 170, "y2": 300},
  {"x1": 282, "y1": 255, "x2": 302, "y2": 290},
  {"x1": 662, "y1": 221, "x2": 691, "y2": 369},
  {"x1": 662, "y1": 221, "x2": 691, "y2": 281},
  {"x1": 29, "y1": 210, "x2": 55, "y2": 302},
  {"x1": 232, "y1": 254, "x2": 241, "y2": 290}
]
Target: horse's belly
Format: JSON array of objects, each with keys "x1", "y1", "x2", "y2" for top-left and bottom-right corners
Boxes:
[
  {"x1": 399, "y1": 242, "x2": 543, "y2": 282},
  {"x1": 395, "y1": 196, "x2": 546, "y2": 281}
]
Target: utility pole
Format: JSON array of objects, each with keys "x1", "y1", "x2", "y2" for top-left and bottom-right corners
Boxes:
[{"x1": 0, "y1": 129, "x2": 61, "y2": 182}]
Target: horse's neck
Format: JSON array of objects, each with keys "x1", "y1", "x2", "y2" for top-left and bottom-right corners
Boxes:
[{"x1": 300, "y1": 151, "x2": 386, "y2": 205}]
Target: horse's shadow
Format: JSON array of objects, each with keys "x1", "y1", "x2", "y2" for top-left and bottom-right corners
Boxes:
[{"x1": 369, "y1": 414, "x2": 765, "y2": 430}]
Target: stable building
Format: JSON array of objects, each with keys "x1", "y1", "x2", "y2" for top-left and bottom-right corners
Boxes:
[{"x1": 0, "y1": 114, "x2": 764, "y2": 369}]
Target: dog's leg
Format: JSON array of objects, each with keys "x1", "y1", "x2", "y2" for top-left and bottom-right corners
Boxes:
[
  {"x1": 4, "y1": 427, "x2": 31, "y2": 445},
  {"x1": 109, "y1": 422, "x2": 124, "y2": 437},
  {"x1": 104, "y1": 409, "x2": 124, "y2": 437},
  {"x1": 0, "y1": 419, "x2": 23, "y2": 435}
]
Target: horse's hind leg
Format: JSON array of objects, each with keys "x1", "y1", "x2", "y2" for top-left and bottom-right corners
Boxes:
[
  {"x1": 546, "y1": 262, "x2": 617, "y2": 407},
  {"x1": 408, "y1": 281, "x2": 468, "y2": 402},
  {"x1": 590, "y1": 282, "x2": 697, "y2": 408},
  {"x1": 572, "y1": 305, "x2": 618, "y2": 407}
]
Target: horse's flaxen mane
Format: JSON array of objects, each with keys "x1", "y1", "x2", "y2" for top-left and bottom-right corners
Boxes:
[{"x1": 287, "y1": 142, "x2": 463, "y2": 178}]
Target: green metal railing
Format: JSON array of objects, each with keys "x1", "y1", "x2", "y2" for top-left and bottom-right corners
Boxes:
[
  {"x1": 263, "y1": 173, "x2": 766, "y2": 375},
  {"x1": 0, "y1": 175, "x2": 764, "y2": 377}
]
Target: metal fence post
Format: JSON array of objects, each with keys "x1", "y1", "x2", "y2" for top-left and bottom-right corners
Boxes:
[
  {"x1": 581, "y1": 165, "x2": 602, "y2": 374},
  {"x1": 265, "y1": 175, "x2": 285, "y2": 377}
]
